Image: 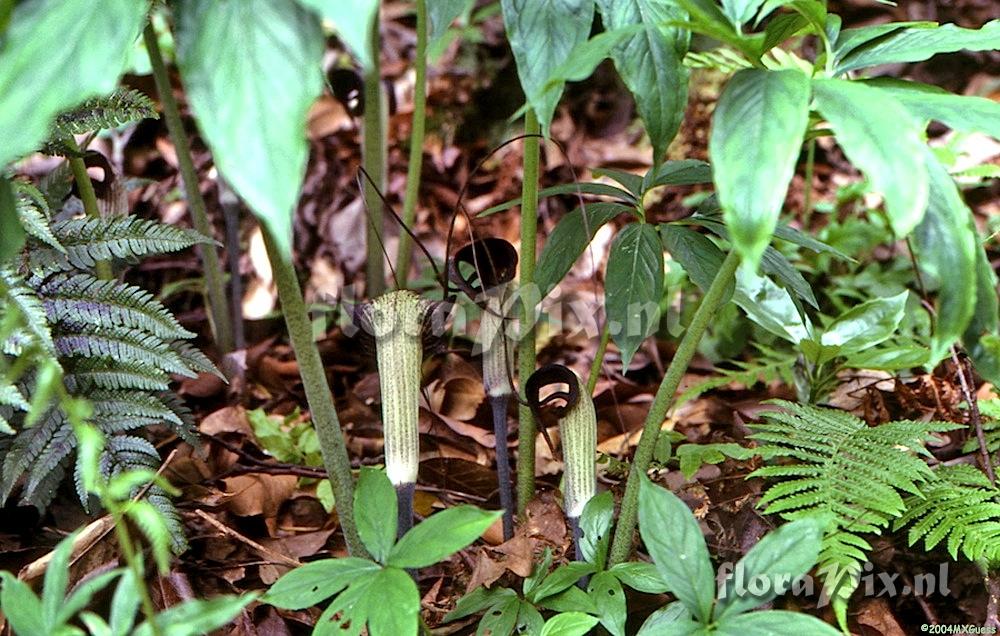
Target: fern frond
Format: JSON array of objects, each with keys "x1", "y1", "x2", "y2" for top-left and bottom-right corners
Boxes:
[
  {"x1": 64, "y1": 358, "x2": 171, "y2": 392},
  {"x1": 155, "y1": 391, "x2": 198, "y2": 446},
  {"x1": 0, "y1": 383, "x2": 26, "y2": 435},
  {"x1": 30, "y1": 217, "x2": 206, "y2": 273},
  {"x1": 678, "y1": 343, "x2": 795, "y2": 405},
  {"x1": 22, "y1": 421, "x2": 75, "y2": 504},
  {"x1": 90, "y1": 390, "x2": 184, "y2": 430},
  {"x1": 39, "y1": 273, "x2": 195, "y2": 339},
  {"x1": 54, "y1": 328, "x2": 198, "y2": 378},
  {"x1": 895, "y1": 464, "x2": 1000, "y2": 563},
  {"x1": 0, "y1": 268, "x2": 55, "y2": 353},
  {"x1": 169, "y1": 340, "x2": 223, "y2": 379},
  {"x1": 0, "y1": 407, "x2": 65, "y2": 502},
  {"x1": 52, "y1": 89, "x2": 157, "y2": 137},
  {"x1": 13, "y1": 181, "x2": 63, "y2": 252},
  {"x1": 961, "y1": 399, "x2": 1000, "y2": 456},
  {"x1": 749, "y1": 401, "x2": 960, "y2": 618}
]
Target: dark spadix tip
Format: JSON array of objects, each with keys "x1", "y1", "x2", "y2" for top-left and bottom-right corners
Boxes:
[
  {"x1": 327, "y1": 67, "x2": 365, "y2": 117},
  {"x1": 449, "y1": 238, "x2": 518, "y2": 301},
  {"x1": 525, "y1": 364, "x2": 581, "y2": 419}
]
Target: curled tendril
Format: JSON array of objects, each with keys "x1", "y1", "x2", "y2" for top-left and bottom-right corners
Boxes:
[{"x1": 525, "y1": 363, "x2": 581, "y2": 420}]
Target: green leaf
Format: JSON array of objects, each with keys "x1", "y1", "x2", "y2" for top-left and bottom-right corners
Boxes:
[
  {"x1": 444, "y1": 586, "x2": 517, "y2": 622},
  {"x1": 579, "y1": 490, "x2": 615, "y2": 570},
  {"x1": 175, "y1": 0, "x2": 324, "y2": 260},
  {"x1": 354, "y1": 467, "x2": 397, "y2": 563},
  {"x1": 0, "y1": 179, "x2": 25, "y2": 262},
  {"x1": 733, "y1": 265, "x2": 812, "y2": 344},
  {"x1": 135, "y1": 595, "x2": 256, "y2": 636},
  {"x1": 608, "y1": 562, "x2": 669, "y2": 594},
  {"x1": 125, "y1": 500, "x2": 173, "y2": 575},
  {"x1": 314, "y1": 571, "x2": 375, "y2": 636},
  {"x1": 722, "y1": 0, "x2": 766, "y2": 28},
  {"x1": 536, "y1": 203, "x2": 629, "y2": 296},
  {"x1": 605, "y1": 223, "x2": 664, "y2": 369},
  {"x1": 0, "y1": 0, "x2": 146, "y2": 166},
  {"x1": 588, "y1": 571, "x2": 627, "y2": 636},
  {"x1": 820, "y1": 291, "x2": 908, "y2": 354},
  {"x1": 596, "y1": 0, "x2": 689, "y2": 163},
  {"x1": 542, "y1": 25, "x2": 647, "y2": 89},
  {"x1": 388, "y1": 505, "x2": 501, "y2": 568},
  {"x1": 835, "y1": 20, "x2": 1000, "y2": 74},
  {"x1": 42, "y1": 531, "x2": 77, "y2": 629},
  {"x1": 593, "y1": 168, "x2": 645, "y2": 198},
  {"x1": 0, "y1": 572, "x2": 44, "y2": 636},
  {"x1": 714, "y1": 610, "x2": 841, "y2": 636},
  {"x1": 711, "y1": 69, "x2": 810, "y2": 267},
  {"x1": 517, "y1": 601, "x2": 546, "y2": 635},
  {"x1": 661, "y1": 224, "x2": 732, "y2": 300},
  {"x1": 643, "y1": 160, "x2": 713, "y2": 191},
  {"x1": 715, "y1": 517, "x2": 823, "y2": 620},
  {"x1": 367, "y1": 568, "x2": 420, "y2": 636},
  {"x1": 637, "y1": 602, "x2": 700, "y2": 635},
  {"x1": 832, "y1": 21, "x2": 933, "y2": 62},
  {"x1": 299, "y1": 0, "x2": 379, "y2": 70},
  {"x1": 912, "y1": 153, "x2": 978, "y2": 361},
  {"x1": 536, "y1": 585, "x2": 598, "y2": 614},
  {"x1": 58, "y1": 569, "x2": 121, "y2": 628},
  {"x1": 676, "y1": 443, "x2": 754, "y2": 480},
  {"x1": 864, "y1": 78, "x2": 1000, "y2": 140},
  {"x1": 638, "y1": 475, "x2": 715, "y2": 623},
  {"x1": 264, "y1": 557, "x2": 379, "y2": 609},
  {"x1": 500, "y1": 0, "x2": 594, "y2": 133},
  {"x1": 428, "y1": 0, "x2": 474, "y2": 43},
  {"x1": 964, "y1": 246, "x2": 1000, "y2": 385},
  {"x1": 674, "y1": 0, "x2": 763, "y2": 60},
  {"x1": 813, "y1": 78, "x2": 929, "y2": 238},
  {"x1": 476, "y1": 594, "x2": 520, "y2": 636},
  {"x1": 842, "y1": 344, "x2": 929, "y2": 371},
  {"x1": 108, "y1": 568, "x2": 141, "y2": 636},
  {"x1": 540, "y1": 612, "x2": 600, "y2": 636},
  {"x1": 529, "y1": 562, "x2": 597, "y2": 603}
]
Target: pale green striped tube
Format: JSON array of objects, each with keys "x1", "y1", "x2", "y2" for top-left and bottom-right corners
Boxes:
[
  {"x1": 561, "y1": 370, "x2": 597, "y2": 518},
  {"x1": 481, "y1": 291, "x2": 512, "y2": 398},
  {"x1": 367, "y1": 290, "x2": 427, "y2": 487}
]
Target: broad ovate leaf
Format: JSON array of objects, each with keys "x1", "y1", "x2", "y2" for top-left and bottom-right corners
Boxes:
[
  {"x1": 813, "y1": 78, "x2": 929, "y2": 238},
  {"x1": 605, "y1": 223, "x2": 664, "y2": 369},
  {"x1": 500, "y1": 0, "x2": 594, "y2": 133},
  {"x1": 596, "y1": 0, "x2": 690, "y2": 163},
  {"x1": 711, "y1": 69, "x2": 810, "y2": 267},
  {"x1": 0, "y1": 0, "x2": 147, "y2": 166},
  {"x1": 638, "y1": 475, "x2": 715, "y2": 623},
  {"x1": 912, "y1": 152, "x2": 978, "y2": 362},
  {"x1": 175, "y1": 0, "x2": 325, "y2": 260},
  {"x1": 299, "y1": 0, "x2": 379, "y2": 70}
]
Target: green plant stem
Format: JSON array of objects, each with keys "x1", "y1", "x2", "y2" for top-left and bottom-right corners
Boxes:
[
  {"x1": 394, "y1": 0, "x2": 427, "y2": 285},
  {"x1": 66, "y1": 139, "x2": 113, "y2": 281},
  {"x1": 363, "y1": 15, "x2": 387, "y2": 297},
  {"x1": 111, "y1": 510, "x2": 162, "y2": 636},
  {"x1": 586, "y1": 323, "x2": 611, "y2": 395},
  {"x1": 143, "y1": 24, "x2": 234, "y2": 354},
  {"x1": 261, "y1": 227, "x2": 368, "y2": 558},
  {"x1": 608, "y1": 249, "x2": 741, "y2": 566},
  {"x1": 802, "y1": 138, "x2": 816, "y2": 229},
  {"x1": 516, "y1": 111, "x2": 541, "y2": 514}
]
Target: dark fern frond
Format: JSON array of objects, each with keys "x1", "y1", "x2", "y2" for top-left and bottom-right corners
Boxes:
[
  {"x1": 64, "y1": 358, "x2": 171, "y2": 392},
  {"x1": 13, "y1": 181, "x2": 63, "y2": 252},
  {"x1": 38, "y1": 273, "x2": 196, "y2": 339},
  {"x1": 30, "y1": 217, "x2": 207, "y2": 273},
  {"x1": 169, "y1": 340, "x2": 223, "y2": 379},
  {"x1": 0, "y1": 268, "x2": 55, "y2": 353},
  {"x1": 52, "y1": 89, "x2": 158, "y2": 137},
  {"x1": 895, "y1": 464, "x2": 1000, "y2": 563},
  {"x1": 749, "y1": 401, "x2": 960, "y2": 620},
  {"x1": 54, "y1": 328, "x2": 199, "y2": 378},
  {"x1": 155, "y1": 391, "x2": 198, "y2": 446},
  {"x1": 0, "y1": 408, "x2": 64, "y2": 503},
  {"x1": 90, "y1": 390, "x2": 185, "y2": 430}
]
